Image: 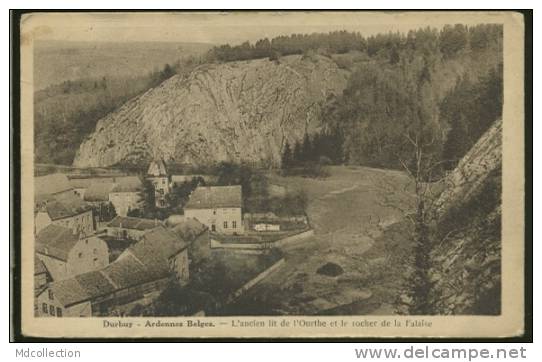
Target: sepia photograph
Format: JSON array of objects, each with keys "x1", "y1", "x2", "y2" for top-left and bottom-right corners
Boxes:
[{"x1": 15, "y1": 10, "x2": 527, "y2": 339}]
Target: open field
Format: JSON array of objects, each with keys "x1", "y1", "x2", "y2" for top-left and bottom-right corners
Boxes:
[
  {"x1": 34, "y1": 40, "x2": 212, "y2": 90},
  {"x1": 227, "y1": 165, "x2": 415, "y2": 315}
]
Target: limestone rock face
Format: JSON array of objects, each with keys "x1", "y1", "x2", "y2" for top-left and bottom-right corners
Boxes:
[
  {"x1": 431, "y1": 119, "x2": 502, "y2": 315},
  {"x1": 73, "y1": 55, "x2": 349, "y2": 168},
  {"x1": 434, "y1": 119, "x2": 502, "y2": 218}
]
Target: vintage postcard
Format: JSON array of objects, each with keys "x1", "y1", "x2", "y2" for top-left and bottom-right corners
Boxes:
[{"x1": 16, "y1": 11, "x2": 526, "y2": 338}]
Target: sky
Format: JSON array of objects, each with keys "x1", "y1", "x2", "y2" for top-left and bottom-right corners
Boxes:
[{"x1": 22, "y1": 11, "x2": 501, "y2": 46}]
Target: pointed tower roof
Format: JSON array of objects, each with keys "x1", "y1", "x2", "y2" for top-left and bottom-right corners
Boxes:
[{"x1": 147, "y1": 158, "x2": 168, "y2": 177}]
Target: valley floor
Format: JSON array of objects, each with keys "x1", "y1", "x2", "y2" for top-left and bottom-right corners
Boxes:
[{"x1": 225, "y1": 165, "x2": 416, "y2": 315}]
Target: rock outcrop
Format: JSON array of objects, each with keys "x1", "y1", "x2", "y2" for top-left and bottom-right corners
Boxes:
[
  {"x1": 431, "y1": 119, "x2": 502, "y2": 315},
  {"x1": 73, "y1": 55, "x2": 349, "y2": 168},
  {"x1": 434, "y1": 119, "x2": 502, "y2": 218}
]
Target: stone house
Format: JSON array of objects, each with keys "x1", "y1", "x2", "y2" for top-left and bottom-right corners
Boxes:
[
  {"x1": 184, "y1": 185, "x2": 243, "y2": 235},
  {"x1": 108, "y1": 176, "x2": 143, "y2": 216},
  {"x1": 36, "y1": 226, "x2": 189, "y2": 317},
  {"x1": 35, "y1": 224, "x2": 109, "y2": 281},
  {"x1": 105, "y1": 216, "x2": 163, "y2": 241},
  {"x1": 34, "y1": 193, "x2": 95, "y2": 236}
]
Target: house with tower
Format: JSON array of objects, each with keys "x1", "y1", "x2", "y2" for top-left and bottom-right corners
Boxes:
[{"x1": 147, "y1": 158, "x2": 170, "y2": 208}]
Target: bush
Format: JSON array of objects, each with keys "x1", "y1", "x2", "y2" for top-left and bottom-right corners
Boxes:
[
  {"x1": 280, "y1": 163, "x2": 330, "y2": 179},
  {"x1": 333, "y1": 56, "x2": 353, "y2": 70}
]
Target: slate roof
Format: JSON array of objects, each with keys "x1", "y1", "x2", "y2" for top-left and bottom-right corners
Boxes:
[
  {"x1": 101, "y1": 254, "x2": 152, "y2": 290},
  {"x1": 132, "y1": 226, "x2": 188, "y2": 261},
  {"x1": 35, "y1": 173, "x2": 73, "y2": 197},
  {"x1": 75, "y1": 270, "x2": 117, "y2": 297},
  {"x1": 107, "y1": 216, "x2": 162, "y2": 230},
  {"x1": 48, "y1": 278, "x2": 90, "y2": 307},
  {"x1": 42, "y1": 193, "x2": 92, "y2": 220},
  {"x1": 69, "y1": 177, "x2": 114, "y2": 189},
  {"x1": 184, "y1": 185, "x2": 242, "y2": 209},
  {"x1": 35, "y1": 224, "x2": 80, "y2": 261},
  {"x1": 34, "y1": 256, "x2": 47, "y2": 275},
  {"x1": 83, "y1": 182, "x2": 116, "y2": 202},
  {"x1": 111, "y1": 176, "x2": 143, "y2": 193},
  {"x1": 147, "y1": 159, "x2": 168, "y2": 177},
  {"x1": 171, "y1": 217, "x2": 207, "y2": 242}
]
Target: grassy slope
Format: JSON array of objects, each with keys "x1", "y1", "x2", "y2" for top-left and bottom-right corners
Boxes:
[{"x1": 227, "y1": 166, "x2": 415, "y2": 315}]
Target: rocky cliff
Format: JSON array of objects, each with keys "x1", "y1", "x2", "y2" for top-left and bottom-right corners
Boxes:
[
  {"x1": 73, "y1": 55, "x2": 349, "y2": 168},
  {"x1": 431, "y1": 119, "x2": 502, "y2": 314}
]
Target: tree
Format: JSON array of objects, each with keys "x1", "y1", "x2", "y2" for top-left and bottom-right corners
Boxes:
[
  {"x1": 396, "y1": 57, "x2": 443, "y2": 315},
  {"x1": 166, "y1": 177, "x2": 204, "y2": 213},
  {"x1": 96, "y1": 202, "x2": 117, "y2": 222},
  {"x1": 292, "y1": 140, "x2": 303, "y2": 166},
  {"x1": 281, "y1": 141, "x2": 293, "y2": 169},
  {"x1": 160, "y1": 63, "x2": 176, "y2": 80},
  {"x1": 135, "y1": 178, "x2": 156, "y2": 218},
  {"x1": 439, "y1": 24, "x2": 468, "y2": 58},
  {"x1": 389, "y1": 45, "x2": 400, "y2": 65},
  {"x1": 440, "y1": 66, "x2": 502, "y2": 170},
  {"x1": 301, "y1": 133, "x2": 312, "y2": 163}
]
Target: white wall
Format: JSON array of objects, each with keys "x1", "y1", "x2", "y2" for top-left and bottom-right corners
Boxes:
[
  {"x1": 67, "y1": 236, "x2": 109, "y2": 277},
  {"x1": 37, "y1": 236, "x2": 109, "y2": 281},
  {"x1": 185, "y1": 207, "x2": 243, "y2": 234},
  {"x1": 35, "y1": 212, "x2": 52, "y2": 234},
  {"x1": 109, "y1": 192, "x2": 141, "y2": 216}
]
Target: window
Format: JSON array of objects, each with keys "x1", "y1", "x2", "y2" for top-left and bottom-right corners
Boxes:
[
  {"x1": 48, "y1": 290, "x2": 54, "y2": 300},
  {"x1": 56, "y1": 308, "x2": 62, "y2": 317},
  {"x1": 93, "y1": 248, "x2": 97, "y2": 255},
  {"x1": 78, "y1": 252, "x2": 83, "y2": 258},
  {"x1": 85, "y1": 239, "x2": 88, "y2": 244},
  {"x1": 223, "y1": 221, "x2": 228, "y2": 229},
  {"x1": 211, "y1": 224, "x2": 216, "y2": 232},
  {"x1": 50, "y1": 305, "x2": 56, "y2": 316},
  {"x1": 42, "y1": 303, "x2": 48, "y2": 314},
  {"x1": 213, "y1": 209, "x2": 216, "y2": 215},
  {"x1": 232, "y1": 221, "x2": 237, "y2": 229}
]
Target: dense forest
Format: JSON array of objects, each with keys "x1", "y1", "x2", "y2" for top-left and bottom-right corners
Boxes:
[
  {"x1": 278, "y1": 24, "x2": 503, "y2": 173},
  {"x1": 207, "y1": 31, "x2": 367, "y2": 62}
]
